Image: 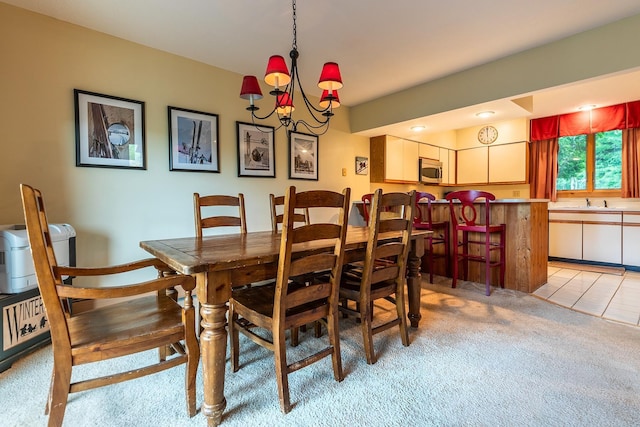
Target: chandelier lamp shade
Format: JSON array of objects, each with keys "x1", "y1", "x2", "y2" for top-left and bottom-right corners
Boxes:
[{"x1": 238, "y1": 0, "x2": 342, "y2": 136}]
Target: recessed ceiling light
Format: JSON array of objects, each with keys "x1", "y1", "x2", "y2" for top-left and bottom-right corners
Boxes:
[
  {"x1": 475, "y1": 111, "x2": 494, "y2": 118},
  {"x1": 410, "y1": 125, "x2": 425, "y2": 132},
  {"x1": 578, "y1": 104, "x2": 597, "y2": 111}
]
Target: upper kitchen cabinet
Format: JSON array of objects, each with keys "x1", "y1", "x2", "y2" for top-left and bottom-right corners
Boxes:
[
  {"x1": 370, "y1": 135, "x2": 419, "y2": 183},
  {"x1": 456, "y1": 142, "x2": 527, "y2": 185},
  {"x1": 454, "y1": 118, "x2": 529, "y2": 185},
  {"x1": 418, "y1": 143, "x2": 439, "y2": 160},
  {"x1": 488, "y1": 142, "x2": 528, "y2": 183},
  {"x1": 457, "y1": 146, "x2": 488, "y2": 184},
  {"x1": 440, "y1": 147, "x2": 454, "y2": 185}
]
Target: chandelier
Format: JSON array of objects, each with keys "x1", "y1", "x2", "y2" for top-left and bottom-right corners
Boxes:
[{"x1": 239, "y1": 0, "x2": 343, "y2": 136}]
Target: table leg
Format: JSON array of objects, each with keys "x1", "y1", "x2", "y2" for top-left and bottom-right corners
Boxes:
[
  {"x1": 407, "y1": 236, "x2": 425, "y2": 328},
  {"x1": 200, "y1": 301, "x2": 228, "y2": 426}
]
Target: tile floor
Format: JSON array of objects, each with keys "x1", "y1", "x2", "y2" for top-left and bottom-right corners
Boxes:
[{"x1": 534, "y1": 264, "x2": 640, "y2": 327}]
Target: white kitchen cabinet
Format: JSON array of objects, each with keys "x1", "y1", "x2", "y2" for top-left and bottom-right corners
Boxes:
[
  {"x1": 488, "y1": 142, "x2": 527, "y2": 183},
  {"x1": 549, "y1": 220, "x2": 582, "y2": 259},
  {"x1": 370, "y1": 135, "x2": 419, "y2": 183},
  {"x1": 419, "y1": 143, "x2": 439, "y2": 160},
  {"x1": 623, "y1": 212, "x2": 640, "y2": 266},
  {"x1": 583, "y1": 223, "x2": 622, "y2": 264},
  {"x1": 456, "y1": 147, "x2": 488, "y2": 184},
  {"x1": 549, "y1": 210, "x2": 624, "y2": 264},
  {"x1": 439, "y1": 147, "x2": 452, "y2": 184}
]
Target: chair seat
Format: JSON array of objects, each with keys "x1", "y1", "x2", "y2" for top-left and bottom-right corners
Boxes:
[
  {"x1": 68, "y1": 295, "x2": 185, "y2": 364},
  {"x1": 457, "y1": 223, "x2": 505, "y2": 233},
  {"x1": 232, "y1": 280, "x2": 331, "y2": 330},
  {"x1": 339, "y1": 274, "x2": 396, "y2": 301}
]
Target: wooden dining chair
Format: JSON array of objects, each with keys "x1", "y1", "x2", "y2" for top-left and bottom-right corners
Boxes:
[
  {"x1": 445, "y1": 190, "x2": 506, "y2": 296},
  {"x1": 228, "y1": 186, "x2": 350, "y2": 413},
  {"x1": 339, "y1": 189, "x2": 416, "y2": 364},
  {"x1": 193, "y1": 192, "x2": 247, "y2": 237},
  {"x1": 414, "y1": 192, "x2": 450, "y2": 283},
  {"x1": 269, "y1": 193, "x2": 310, "y2": 232},
  {"x1": 269, "y1": 193, "x2": 319, "y2": 344},
  {"x1": 20, "y1": 184, "x2": 199, "y2": 427}
]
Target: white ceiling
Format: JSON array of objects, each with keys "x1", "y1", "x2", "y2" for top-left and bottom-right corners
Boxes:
[{"x1": 5, "y1": 0, "x2": 640, "y2": 138}]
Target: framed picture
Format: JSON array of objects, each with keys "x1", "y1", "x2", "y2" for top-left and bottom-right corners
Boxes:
[
  {"x1": 288, "y1": 131, "x2": 318, "y2": 181},
  {"x1": 236, "y1": 122, "x2": 275, "y2": 177},
  {"x1": 75, "y1": 89, "x2": 145, "y2": 169},
  {"x1": 356, "y1": 156, "x2": 369, "y2": 175},
  {"x1": 168, "y1": 106, "x2": 219, "y2": 172}
]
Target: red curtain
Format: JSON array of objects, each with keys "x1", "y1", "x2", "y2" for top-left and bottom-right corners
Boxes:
[
  {"x1": 529, "y1": 138, "x2": 558, "y2": 202},
  {"x1": 530, "y1": 116, "x2": 559, "y2": 141},
  {"x1": 559, "y1": 111, "x2": 590, "y2": 136},
  {"x1": 591, "y1": 104, "x2": 626, "y2": 133},
  {"x1": 530, "y1": 100, "x2": 640, "y2": 141},
  {"x1": 622, "y1": 128, "x2": 640, "y2": 198},
  {"x1": 627, "y1": 101, "x2": 640, "y2": 128}
]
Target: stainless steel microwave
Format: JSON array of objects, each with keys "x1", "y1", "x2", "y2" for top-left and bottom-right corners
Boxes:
[{"x1": 419, "y1": 158, "x2": 442, "y2": 184}]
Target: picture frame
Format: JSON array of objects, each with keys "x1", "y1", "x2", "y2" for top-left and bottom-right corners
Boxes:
[
  {"x1": 75, "y1": 89, "x2": 145, "y2": 169},
  {"x1": 236, "y1": 121, "x2": 275, "y2": 177},
  {"x1": 355, "y1": 156, "x2": 369, "y2": 175},
  {"x1": 168, "y1": 106, "x2": 219, "y2": 172},
  {"x1": 288, "y1": 131, "x2": 318, "y2": 181}
]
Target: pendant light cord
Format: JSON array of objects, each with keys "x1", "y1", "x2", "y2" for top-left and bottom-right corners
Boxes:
[{"x1": 292, "y1": 0, "x2": 297, "y2": 51}]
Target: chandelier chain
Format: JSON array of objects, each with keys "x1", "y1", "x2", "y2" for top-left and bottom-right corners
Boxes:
[{"x1": 292, "y1": 0, "x2": 297, "y2": 50}]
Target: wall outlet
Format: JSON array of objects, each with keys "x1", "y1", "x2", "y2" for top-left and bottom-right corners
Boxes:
[
  {"x1": 342, "y1": 168, "x2": 347, "y2": 176},
  {"x1": 513, "y1": 190, "x2": 520, "y2": 197}
]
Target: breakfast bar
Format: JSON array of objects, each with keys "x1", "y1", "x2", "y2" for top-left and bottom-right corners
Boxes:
[{"x1": 421, "y1": 198, "x2": 549, "y2": 293}]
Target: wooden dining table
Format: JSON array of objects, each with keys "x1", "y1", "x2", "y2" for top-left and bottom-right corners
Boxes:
[{"x1": 140, "y1": 225, "x2": 430, "y2": 426}]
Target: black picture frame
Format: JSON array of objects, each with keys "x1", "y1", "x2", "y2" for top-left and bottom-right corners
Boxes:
[
  {"x1": 288, "y1": 130, "x2": 318, "y2": 181},
  {"x1": 236, "y1": 121, "x2": 276, "y2": 177},
  {"x1": 168, "y1": 106, "x2": 220, "y2": 172},
  {"x1": 74, "y1": 89, "x2": 145, "y2": 169}
]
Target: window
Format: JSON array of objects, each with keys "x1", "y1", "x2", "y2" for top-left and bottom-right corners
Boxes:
[{"x1": 556, "y1": 130, "x2": 622, "y2": 194}]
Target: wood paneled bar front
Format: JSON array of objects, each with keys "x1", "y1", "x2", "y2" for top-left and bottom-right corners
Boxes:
[{"x1": 421, "y1": 199, "x2": 549, "y2": 293}]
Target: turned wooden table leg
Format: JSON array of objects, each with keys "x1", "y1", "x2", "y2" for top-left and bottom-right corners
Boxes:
[
  {"x1": 407, "y1": 235, "x2": 425, "y2": 328},
  {"x1": 200, "y1": 301, "x2": 228, "y2": 426},
  {"x1": 197, "y1": 271, "x2": 232, "y2": 427}
]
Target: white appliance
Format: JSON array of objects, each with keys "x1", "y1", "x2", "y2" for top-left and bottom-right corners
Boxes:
[
  {"x1": 0, "y1": 224, "x2": 76, "y2": 294},
  {"x1": 419, "y1": 158, "x2": 443, "y2": 184}
]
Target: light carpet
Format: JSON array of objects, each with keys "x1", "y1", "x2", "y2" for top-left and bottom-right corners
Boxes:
[{"x1": 2, "y1": 278, "x2": 640, "y2": 427}]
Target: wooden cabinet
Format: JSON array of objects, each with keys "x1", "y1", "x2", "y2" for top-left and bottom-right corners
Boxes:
[
  {"x1": 370, "y1": 135, "x2": 419, "y2": 183},
  {"x1": 456, "y1": 146, "x2": 488, "y2": 184},
  {"x1": 428, "y1": 200, "x2": 548, "y2": 293},
  {"x1": 549, "y1": 210, "x2": 623, "y2": 264}
]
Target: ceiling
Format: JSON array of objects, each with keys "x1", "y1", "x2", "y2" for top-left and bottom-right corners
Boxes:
[{"x1": 5, "y1": 0, "x2": 640, "y2": 139}]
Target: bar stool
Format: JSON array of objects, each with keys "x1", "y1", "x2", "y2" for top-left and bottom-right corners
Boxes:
[
  {"x1": 413, "y1": 192, "x2": 450, "y2": 283},
  {"x1": 445, "y1": 190, "x2": 505, "y2": 296},
  {"x1": 360, "y1": 193, "x2": 373, "y2": 224}
]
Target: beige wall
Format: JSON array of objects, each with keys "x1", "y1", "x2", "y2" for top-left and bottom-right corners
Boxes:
[
  {"x1": 0, "y1": 4, "x2": 369, "y2": 284},
  {"x1": 350, "y1": 12, "x2": 640, "y2": 132}
]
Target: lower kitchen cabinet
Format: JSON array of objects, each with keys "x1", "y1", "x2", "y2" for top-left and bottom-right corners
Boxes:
[
  {"x1": 623, "y1": 212, "x2": 640, "y2": 266},
  {"x1": 583, "y1": 223, "x2": 622, "y2": 264},
  {"x1": 549, "y1": 210, "x2": 623, "y2": 265},
  {"x1": 549, "y1": 221, "x2": 582, "y2": 259}
]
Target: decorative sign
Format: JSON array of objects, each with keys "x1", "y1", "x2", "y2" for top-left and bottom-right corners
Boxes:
[{"x1": 3, "y1": 294, "x2": 49, "y2": 351}]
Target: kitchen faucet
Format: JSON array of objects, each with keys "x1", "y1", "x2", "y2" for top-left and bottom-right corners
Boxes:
[{"x1": 586, "y1": 198, "x2": 590, "y2": 207}]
